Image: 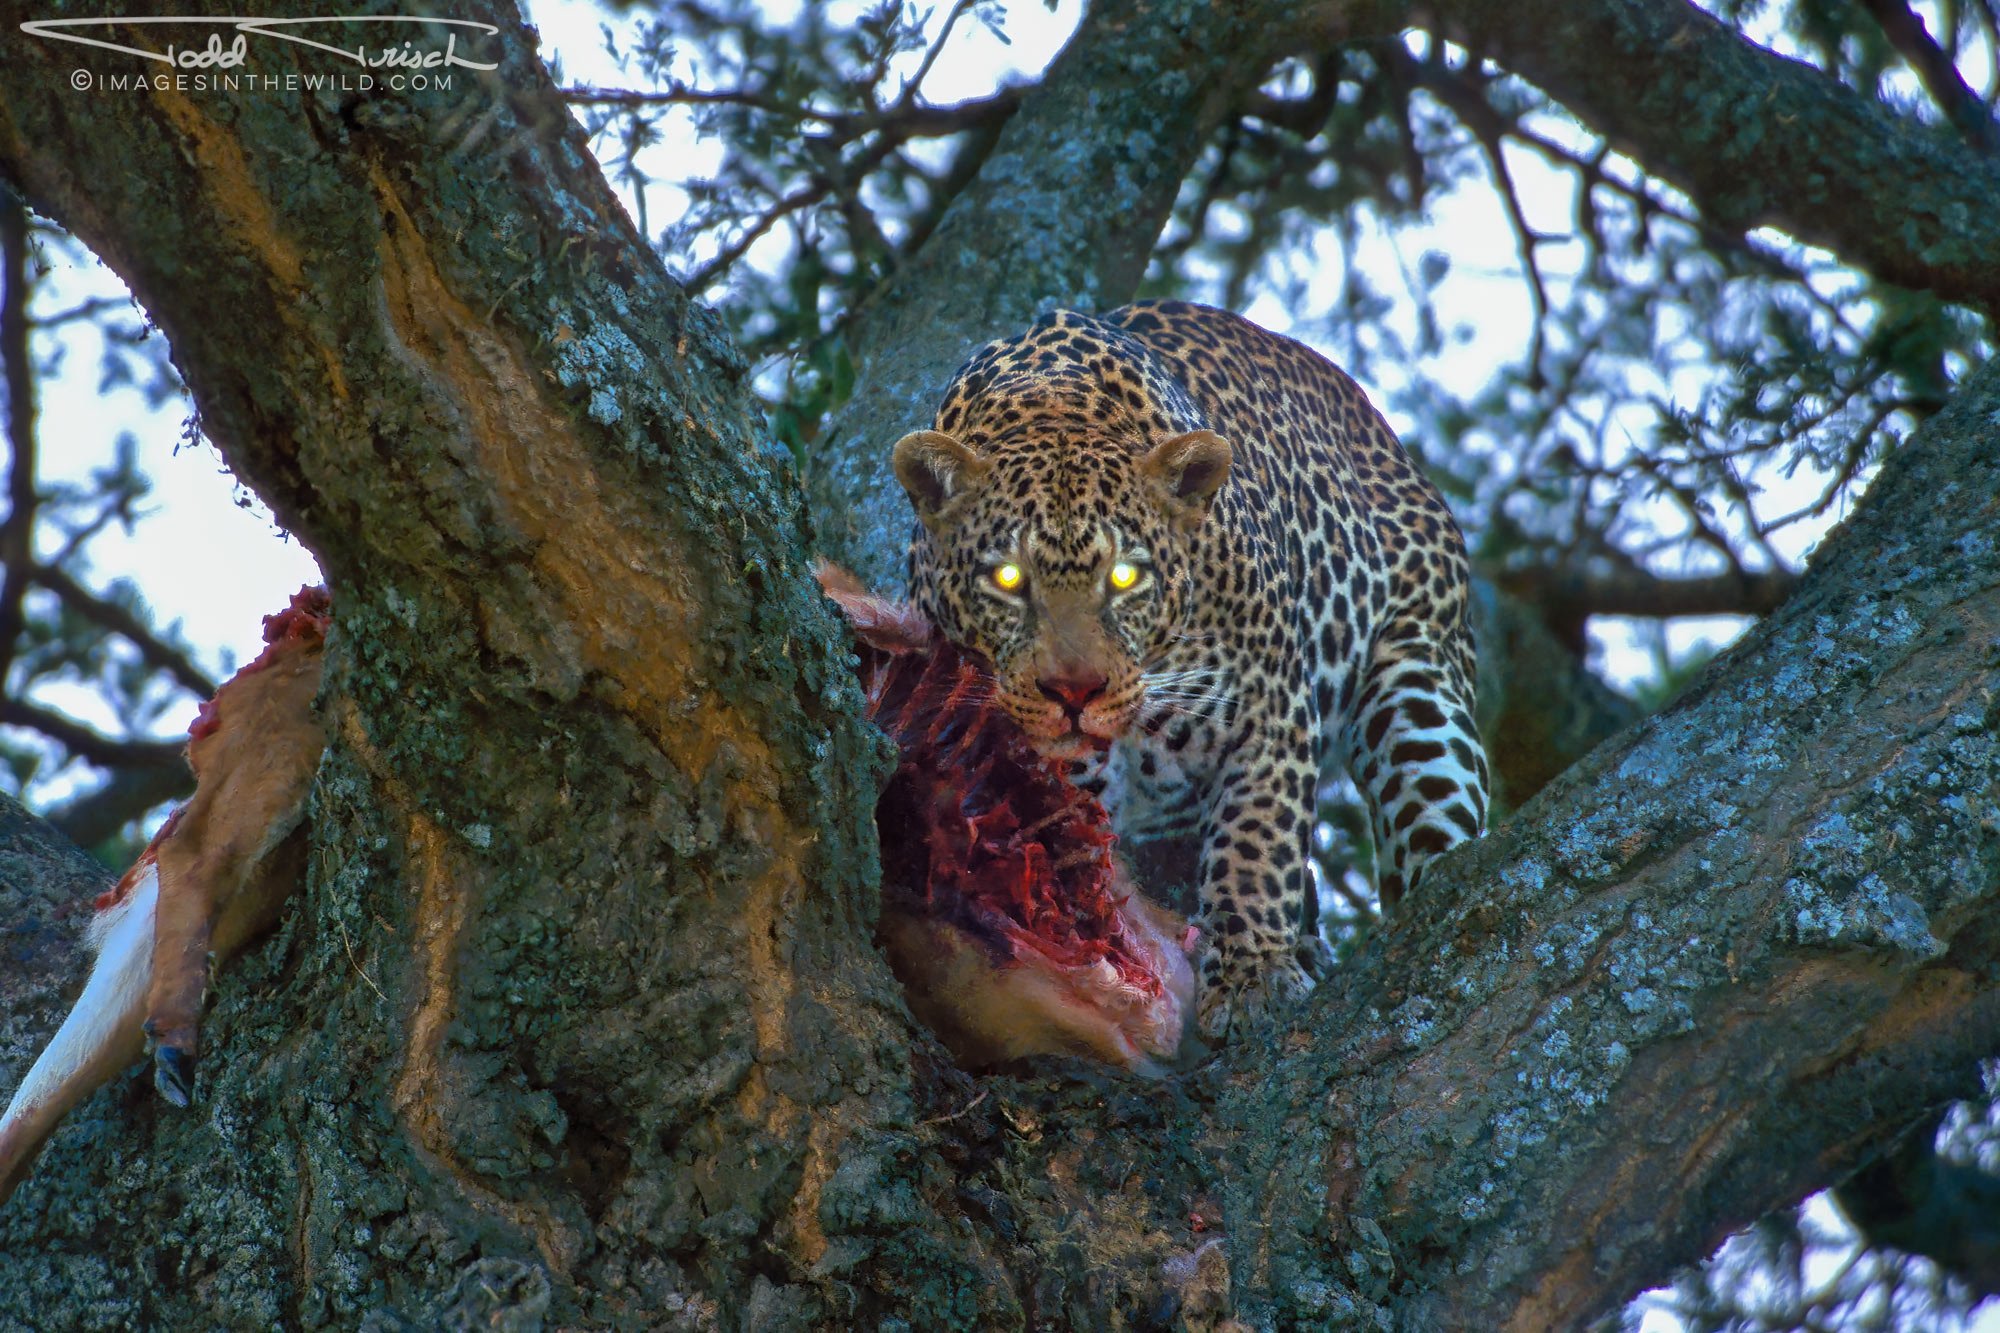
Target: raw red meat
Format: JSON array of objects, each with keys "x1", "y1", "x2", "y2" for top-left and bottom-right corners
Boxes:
[{"x1": 817, "y1": 563, "x2": 1194, "y2": 1073}]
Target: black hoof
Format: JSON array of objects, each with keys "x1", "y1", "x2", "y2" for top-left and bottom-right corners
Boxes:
[{"x1": 154, "y1": 1046, "x2": 196, "y2": 1108}]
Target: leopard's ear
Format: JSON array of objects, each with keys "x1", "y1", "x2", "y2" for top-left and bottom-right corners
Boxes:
[
  {"x1": 1142, "y1": 429, "x2": 1232, "y2": 527},
  {"x1": 893, "y1": 430, "x2": 989, "y2": 531}
]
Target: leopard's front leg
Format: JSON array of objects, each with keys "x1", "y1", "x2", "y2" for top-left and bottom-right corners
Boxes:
[{"x1": 1191, "y1": 726, "x2": 1321, "y2": 1041}]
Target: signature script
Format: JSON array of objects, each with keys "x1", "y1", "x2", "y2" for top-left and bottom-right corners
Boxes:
[{"x1": 19, "y1": 16, "x2": 500, "y2": 72}]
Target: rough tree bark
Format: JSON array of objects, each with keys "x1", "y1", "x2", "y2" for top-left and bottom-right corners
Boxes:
[{"x1": 0, "y1": 2, "x2": 1995, "y2": 1331}]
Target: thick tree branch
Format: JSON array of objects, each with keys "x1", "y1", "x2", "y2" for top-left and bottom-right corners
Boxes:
[
  {"x1": 1420, "y1": 0, "x2": 2000, "y2": 315},
  {"x1": 0, "y1": 4, "x2": 908, "y2": 1321},
  {"x1": 1222, "y1": 352, "x2": 2000, "y2": 1327}
]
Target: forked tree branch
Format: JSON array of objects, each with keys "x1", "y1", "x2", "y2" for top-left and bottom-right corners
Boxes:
[
  {"x1": 1415, "y1": 0, "x2": 2000, "y2": 314},
  {"x1": 1857, "y1": 0, "x2": 2000, "y2": 152}
]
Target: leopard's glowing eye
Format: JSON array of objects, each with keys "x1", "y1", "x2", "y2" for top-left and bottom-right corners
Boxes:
[
  {"x1": 1109, "y1": 561, "x2": 1140, "y2": 591},
  {"x1": 991, "y1": 563, "x2": 1025, "y2": 592}
]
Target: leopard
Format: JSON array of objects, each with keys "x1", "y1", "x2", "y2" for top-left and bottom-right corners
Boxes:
[{"x1": 891, "y1": 299, "x2": 1489, "y2": 1039}]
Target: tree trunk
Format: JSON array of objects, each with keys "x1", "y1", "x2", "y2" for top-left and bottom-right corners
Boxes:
[
  {"x1": 1, "y1": 3, "x2": 1996, "y2": 1330},
  {"x1": 0, "y1": 4, "x2": 907, "y2": 1326}
]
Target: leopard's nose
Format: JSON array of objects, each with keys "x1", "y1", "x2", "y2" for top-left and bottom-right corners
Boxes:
[{"x1": 1038, "y1": 671, "x2": 1108, "y2": 715}]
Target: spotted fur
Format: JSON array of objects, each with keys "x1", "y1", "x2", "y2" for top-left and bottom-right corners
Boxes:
[{"x1": 893, "y1": 301, "x2": 1489, "y2": 1038}]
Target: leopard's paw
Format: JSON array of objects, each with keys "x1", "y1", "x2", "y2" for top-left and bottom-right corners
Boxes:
[
  {"x1": 1294, "y1": 931, "x2": 1337, "y2": 982},
  {"x1": 1194, "y1": 946, "x2": 1315, "y2": 1042}
]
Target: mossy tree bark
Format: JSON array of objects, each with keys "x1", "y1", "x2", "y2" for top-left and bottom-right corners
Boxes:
[{"x1": 0, "y1": 2, "x2": 1995, "y2": 1330}]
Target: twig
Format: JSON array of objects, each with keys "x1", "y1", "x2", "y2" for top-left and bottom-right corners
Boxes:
[
  {"x1": 893, "y1": 0, "x2": 978, "y2": 116},
  {"x1": 562, "y1": 83, "x2": 824, "y2": 118},
  {"x1": 337, "y1": 913, "x2": 390, "y2": 1004},
  {"x1": 1500, "y1": 563, "x2": 1798, "y2": 620},
  {"x1": 0, "y1": 194, "x2": 38, "y2": 694},
  {"x1": 1477, "y1": 122, "x2": 1551, "y2": 386},
  {"x1": 1154, "y1": 120, "x2": 1244, "y2": 269},
  {"x1": 920, "y1": 1087, "x2": 989, "y2": 1126},
  {"x1": 1759, "y1": 404, "x2": 1901, "y2": 534},
  {"x1": 1239, "y1": 51, "x2": 1345, "y2": 135},
  {"x1": 1858, "y1": 0, "x2": 2000, "y2": 152},
  {"x1": 683, "y1": 179, "x2": 833, "y2": 295},
  {"x1": 30, "y1": 294, "x2": 130, "y2": 329},
  {"x1": 560, "y1": 83, "x2": 1019, "y2": 143},
  {"x1": 31, "y1": 563, "x2": 219, "y2": 697},
  {"x1": 684, "y1": 117, "x2": 914, "y2": 294},
  {"x1": 0, "y1": 700, "x2": 188, "y2": 770}
]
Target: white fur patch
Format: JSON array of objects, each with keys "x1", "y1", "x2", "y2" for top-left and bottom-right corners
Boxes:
[{"x1": 0, "y1": 862, "x2": 157, "y2": 1131}]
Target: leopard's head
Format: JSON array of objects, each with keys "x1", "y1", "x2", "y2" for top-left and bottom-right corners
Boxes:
[{"x1": 894, "y1": 416, "x2": 1231, "y2": 759}]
